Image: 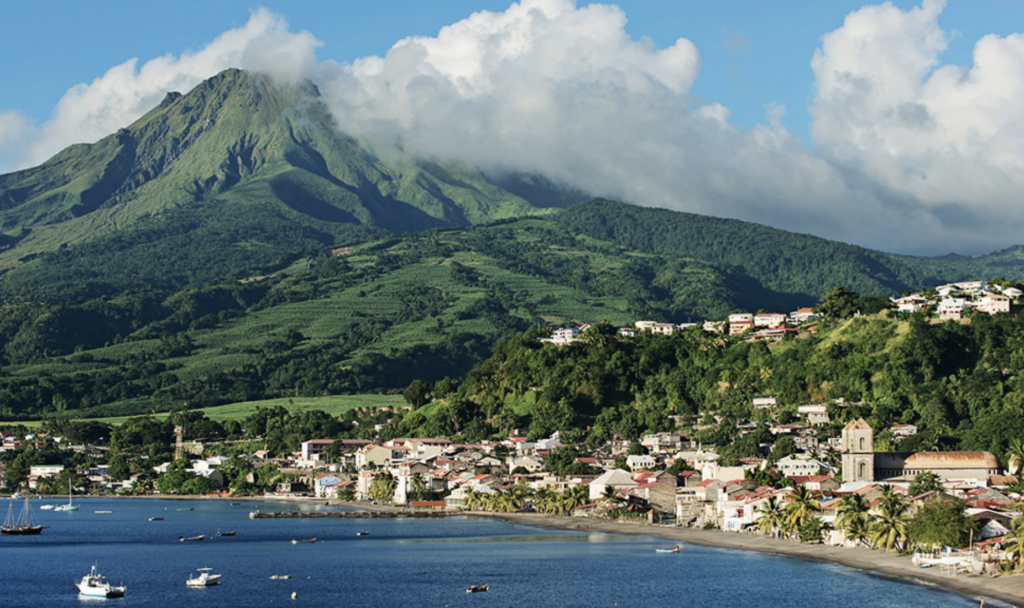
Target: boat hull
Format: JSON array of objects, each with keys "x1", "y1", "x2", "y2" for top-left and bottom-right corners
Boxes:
[{"x1": 1, "y1": 525, "x2": 44, "y2": 535}]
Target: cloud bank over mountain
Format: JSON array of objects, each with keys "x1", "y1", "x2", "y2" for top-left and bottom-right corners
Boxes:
[{"x1": 2, "y1": 0, "x2": 1023, "y2": 255}]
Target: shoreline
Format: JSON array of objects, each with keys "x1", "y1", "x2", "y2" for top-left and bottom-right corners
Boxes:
[
  {"x1": 19, "y1": 494, "x2": 1023, "y2": 603},
  {"x1": 481, "y1": 512, "x2": 1023, "y2": 606}
]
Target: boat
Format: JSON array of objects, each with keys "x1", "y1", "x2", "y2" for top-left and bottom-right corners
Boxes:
[
  {"x1": 178, "y1": 535, "x2": 205, "y2": 542},
  {"x1": 176, "y1": 507, "x2": 194, "y2": 511},
  {"x1": 269, "y1": 575, "x2": 292, "y2": 580},
  {"x1": 186, "y1": 568, "x2": 222, "y2": 587},
  {"x1": 75, "y1": 565, "x2": 126, "y2": 598},
  {"x1": 655, "y1": 545, "x2": 681, "y2": 554},
  {"x1": 2, "y1": 496, "x2": 45, "y2": 535},
  {"x1": 466, "y1": 584, "x2": 489, "y2": 594},
  {"x1": 291, "y1": 538, "x2": 317, "y2": 544},
  {"x1": 39, "y1": 504, "x2": 54, "y2": 510},
  {"x1": 356, "y1": 531, "x2": 370, "y2": 536},
  {"x1": 148, "y1": 517, "x2": 164, "y2": 521},
  {"x1": 217, "y1": 530, "x2": 236, "y2": 537},
  {"x1": 54, "y1": 479, "x2": 79, "y2": 512},
  {"x1": 94, "y1": 510, "x2": 112, "y2": 514}
]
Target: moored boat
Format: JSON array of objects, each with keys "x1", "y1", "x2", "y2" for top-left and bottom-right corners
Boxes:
[
  {"x1": 186, "y1": 568, "x2": 222, "y2": 587},
  {"x1": 291, "y1": 537, "x2": 317, "y2": 544},
  {"x1": 178, "y1": 535, "x2": 205, "y2": 542},
  {"x1": 356, "y1": 531, "x2": 370, "y2": 536},
  {"x1": 217, "y1": 530, "x2": 236, "y2": 537},
  {"x1": 149, "y1": 516, "x2": 164, "y2": 521},
  {"x1": 75, "y1": 565, "x2": 126, "y2": 598},
  {"x1": 466, "y1": 584, "x2": 489, "y2": 593},
  {"x1": 655, "y1": 545, "x2": 681, "y2": 553},
  {"x1": 54, "y1": 479, "x2": 79, "y2": 512},
  {"x1": 2, "y1": 496, "x2": 44, "y2": 535}
]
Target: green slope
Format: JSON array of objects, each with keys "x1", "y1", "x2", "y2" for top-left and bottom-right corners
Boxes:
[{"x1": 0, "y1": 69, "x2": 566, "y2": 297}]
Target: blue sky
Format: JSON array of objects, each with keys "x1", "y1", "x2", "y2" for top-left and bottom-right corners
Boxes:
[
  {"x1": 2, "y1": 1, "x2": 1024, "y2": 254},
  {"x1": 3, "y1": 1, "x2": 1017, "y2": 143}
]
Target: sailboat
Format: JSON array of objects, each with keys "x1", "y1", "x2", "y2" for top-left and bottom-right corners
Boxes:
[
  {"x1": 1, "y1": 495, "x2": 45, "y2": 535},
  {"x1": 54, "y1": 478, "x2": 79, "y2": 512}
]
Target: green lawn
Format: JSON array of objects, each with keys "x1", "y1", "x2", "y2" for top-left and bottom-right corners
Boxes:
[{"x1": 10, "y1": 394, "x2": 406, "y2": 428}]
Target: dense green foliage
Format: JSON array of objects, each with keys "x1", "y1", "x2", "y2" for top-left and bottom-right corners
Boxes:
[
  {"x1": 560, "y1": 199, "x2": 1024, "y2": 310},
  {"x1": 386, "y1": 308, "x2": 1024, "y2": 462}
]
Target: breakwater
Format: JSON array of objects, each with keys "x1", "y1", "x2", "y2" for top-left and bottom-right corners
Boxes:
[{"x1": 248, "y1": 509, "x2": 454, "y2": 519}]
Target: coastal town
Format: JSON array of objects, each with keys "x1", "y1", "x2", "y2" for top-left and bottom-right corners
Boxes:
[{"x1": 3, "y1": 279, "x2": 1024, "y2": 603}]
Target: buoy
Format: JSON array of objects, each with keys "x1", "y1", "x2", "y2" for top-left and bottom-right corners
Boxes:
[{"x1": 291, "y1": 592, "x2": 298, "y2": 600}]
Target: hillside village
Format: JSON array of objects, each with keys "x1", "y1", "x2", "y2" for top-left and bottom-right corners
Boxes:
[{"x1": 2, "y1": 278, "x2": 1024, "y2": 574}]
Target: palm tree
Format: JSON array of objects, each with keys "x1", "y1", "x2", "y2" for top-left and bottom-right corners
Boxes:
[
  {"x1": 602, "y1": 485, "x2": 621, "y2": 506},
  {"x1": 843, "y1": 515, "x2": 873, "y2": 549},
  {"x1": 462, "y1": 488, "x2": 480, "y2": 511},
  {"x1": 1006, "y1": 438, "x2": 1024, "y2": 477},
  {"x1": 870, "y1": 489, "x2": 909, "y2": 552},
  {"x1": 755, "y1": 495, "x2": 786, "y2": 538},
  {"x1": 1006, "y1": 532, "x2": 1024, "y2": 569},
  {"x1": 369, "y1": 472, "x2": 397, "y2": 504},
  {"x1": 785, "y1": 485, "x2": 821, "y2": 532},
  {"x1": 836, "y1": 493, "x2": 871, "y2": 538}
]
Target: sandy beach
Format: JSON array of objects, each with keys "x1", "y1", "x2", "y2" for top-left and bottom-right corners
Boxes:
[{"x1": 480, "y1": 512, "x2": 1024, "y2": 606}]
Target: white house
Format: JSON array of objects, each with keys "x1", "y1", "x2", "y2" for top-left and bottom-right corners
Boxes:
[
  {"x1": 938, "y1": 298, "x2": 967, "y2": 320},
  {"x1": 626, "y1": 454, "x2": 656, "y2": 470},
  {"x1": 976, "y1": 294, "x2": 1011, "y2": 315},
  {"x1": 754, "y1": 313, "x2": 788, "y2": 328},
  {"x1": 589, "y1": 469, "x2": 638, "y2": 500},
  {"x1": 776, "y1": 454, "x2": 829, "y2": 477},
  {"x1": 542, "y1": 327, "x2": 581, "y2": 345}
]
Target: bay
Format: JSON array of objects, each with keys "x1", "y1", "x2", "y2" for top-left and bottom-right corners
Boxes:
[{"x1": 0, "y1": 498, "x2": 987, "y2": 607}]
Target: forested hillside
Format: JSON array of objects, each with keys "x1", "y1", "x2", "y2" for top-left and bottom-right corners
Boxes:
[
  {"x1": 386, "y1": 310, "x2": 1024, "y2": 460},
  {"x1": 560, "y1": 199, "x2": 1024, "y2": 307},
  {"x1": 3, "y1": 203, "x2": 1024, "y2": 421}
]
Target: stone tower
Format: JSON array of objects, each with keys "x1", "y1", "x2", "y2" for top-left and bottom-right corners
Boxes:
[{"x1": 841, "y1": 418, "x2": 874, "y2": 482}]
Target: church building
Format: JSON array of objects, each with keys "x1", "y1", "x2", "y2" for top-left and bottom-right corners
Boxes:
[{"x1": 840, "y1": 418, "x2": 1000, "y2": 483}]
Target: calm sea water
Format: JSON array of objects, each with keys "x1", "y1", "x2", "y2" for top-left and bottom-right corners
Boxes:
[{"x1": 0, "y1": 498, "x2": 995, "y2": 607}]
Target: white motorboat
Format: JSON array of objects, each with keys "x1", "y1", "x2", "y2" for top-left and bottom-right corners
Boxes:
[
  {"x1": 75, "y1": 565, "x2": 126, "y2": 598},
  {"x1": 186, "y1": 568, "x2": 222, "y2": 587},
  {"x1": 39, "y1": 504, "x2": 54, "y2": 510}
]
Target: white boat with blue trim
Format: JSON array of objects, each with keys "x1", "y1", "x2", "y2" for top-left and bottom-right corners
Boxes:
[{"x1": 75, "y1": 565, "x2": 126, "y2": 598}]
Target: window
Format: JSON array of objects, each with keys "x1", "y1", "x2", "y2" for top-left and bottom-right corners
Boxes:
[
  {"x1": 858, "y1": 462, "x2": 867, "y2": 478},
  {"x1": 859, "y1": 437, "x2": 866, "y2": 451}
]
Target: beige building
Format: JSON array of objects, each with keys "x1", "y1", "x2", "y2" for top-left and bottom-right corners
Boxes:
[{"x1": 841, "y1": 418, "x2": 999, "y2": 482}]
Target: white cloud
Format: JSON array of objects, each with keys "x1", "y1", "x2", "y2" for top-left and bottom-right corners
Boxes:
[
  {"x1": 16, "y1": 8, "x2": 320, "y2": 169},
  {"x1": 5, "y1": 0, "x2": 1024, "y2": 254},
  {"x1": 811, "y1": 0, "x2": 1024, "y2": 246}
]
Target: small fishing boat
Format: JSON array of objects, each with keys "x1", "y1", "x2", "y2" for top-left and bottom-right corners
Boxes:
[
  {"x1": 217, "y1": 530, "x2": 236, "y2": 537},
  {"x1": 269, "y1": 575, "x2": 292, "y2": 580},
  {"x1": 75, "y1": 565, "x2": 126, "y2": 598},
  {"x1": 466, "y1": 584, "x2": 489, "y2": 594},
  {"x1": 178, "y1": 535, "x2": 205, "y2": 542},
  {"x1": 39, "y1": 504, "x2": 54, "y2": 510},
  {"x1": 291, "y1": 538, "x2": 317, "y2": 544},
  {"x1": 655, "y1": 545, "x2": 681, "y2": 554},
  {"x1": 54, "y1": 479, "x2": 79, "y2": 512},
  {"x1": 2, "y1": 496, "x2": 44, "y2": 535},
  {"x1": 176, "y1": 507, "x2": 194, "y2": 512},
  {"x1": 356, "y1": 531, "x2": 370, "y2": 536},
  {"x1": 186, "y1": 568, "x2": 222, "y2": 587},
  {"x1": 149, "y1": 517, "x2": 164, "y2": 521},
  {"x1": 94, "y1": 510, "x2": 112, "y2": 514}
]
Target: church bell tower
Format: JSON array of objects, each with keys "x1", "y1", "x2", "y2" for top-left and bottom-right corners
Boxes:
[{"x1": 841, "y1": 418, "x2": 874, "y2": 482}]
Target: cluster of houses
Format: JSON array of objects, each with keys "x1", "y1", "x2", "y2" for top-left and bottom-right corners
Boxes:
[
  {"x1": 893, "y1": 280, "x2": 1021, "y2": 320},
  {"x1": 542, "y1": 306, "x2": 820, "y2": 346},
  {"x1": 542, "y1": 279, "x2": 1020, "y2": 347}
]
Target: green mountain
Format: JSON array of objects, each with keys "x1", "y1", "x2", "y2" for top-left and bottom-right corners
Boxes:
[
  {"x1": 559, "y1": 199, "x2": 1024, "y2": 307},
  {"x1": 0, "y1": 69, "x2": 569, "y2": 299}
]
